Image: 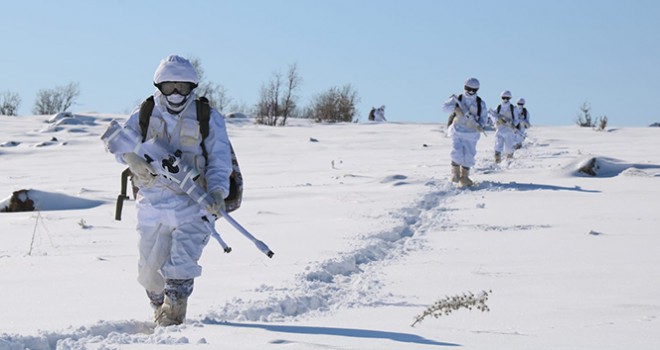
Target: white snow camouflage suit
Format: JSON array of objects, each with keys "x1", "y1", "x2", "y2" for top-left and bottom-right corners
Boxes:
[
  {"x1": 489, "y1": 101, "x2": 520, "y2": 158},
  {"x1": 116, "y1": 57, "x2": 233, "y2": 299},
  {"x1": 443, "y1": 93, "x2": 487, "y2": 168},
  {"x1": 514, "y1": 105, "x2": 530, "y2": 146}
]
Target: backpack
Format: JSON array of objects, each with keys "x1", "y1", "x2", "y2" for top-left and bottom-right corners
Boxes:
[
  {"x1": 448, "y1": 94, "x2": 482, "y2": 126},
  {"x1": 496, "y1": 103, "x2": 515, "y2": 122},
  {"x1": 115, "y1": 96, "x2": 243, "y2": 220},
  {"x1": 496, "y1": 103, "x2": 514, "y2": 116},
  {"x1": 516, "y1": 107, "x2": 528, "y2": 130},
  {"x1": 368, "y1": 108, "x2": 375, "y2": 121}
]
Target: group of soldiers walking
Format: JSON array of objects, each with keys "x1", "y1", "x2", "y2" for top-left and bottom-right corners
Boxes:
[{"x1": 443, "y1": 77, "x2": 531, "y2": 187}]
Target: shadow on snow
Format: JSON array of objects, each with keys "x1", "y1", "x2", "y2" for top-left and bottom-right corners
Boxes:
[
  {"x1": 207, "y1": 321, "x2": 460, "y2": 347},
  {"x1": 480, "y1": 181, "x2": 600, "y2": 193}
]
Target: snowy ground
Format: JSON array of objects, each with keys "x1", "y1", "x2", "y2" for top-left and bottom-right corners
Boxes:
[{"x1": 1, "y1": 113, "x2": 659, "y2": 350}]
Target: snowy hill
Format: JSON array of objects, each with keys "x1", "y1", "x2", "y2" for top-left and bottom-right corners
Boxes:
[{"x1": 1, "y1": 114, "x2": 659, "y2": 349}]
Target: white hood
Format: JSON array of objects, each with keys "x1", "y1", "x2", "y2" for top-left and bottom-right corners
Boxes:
[{"x1": 153, "y1": 55, "x2": 199, "y2": 84}]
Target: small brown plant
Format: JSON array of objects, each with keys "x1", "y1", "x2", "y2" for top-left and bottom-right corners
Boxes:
[
  {"x1": 411, "y1": 290, "x2": 491, "y2": 327},
  {"x1": 596, "y1": 116, "x2": 608, "y2": 131}
]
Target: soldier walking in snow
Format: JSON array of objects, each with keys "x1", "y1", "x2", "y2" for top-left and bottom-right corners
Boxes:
[
  {"x1": 514, "y1": 97, "x2": 530, "y2": 149},
  {"x1": 489, "y1": 90, "x2": 519, "y2": 163},
  {"x1": 443, "y1": 77, "x2": 488, "y2": 187},
  {"x1": 113, "y1": 55, "x2": 233, "y2": 326}
]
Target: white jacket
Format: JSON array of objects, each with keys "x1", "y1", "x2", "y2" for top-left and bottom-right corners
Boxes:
[
  {"x1": 443, "y1": 93, "x2": 487, "y2": 134},
  {"x1": 489, "y1": 102, "x2": 519, "y2": 130},
  {"x1": 119, "y1": 92, "x2": 233, "y2": 217}
]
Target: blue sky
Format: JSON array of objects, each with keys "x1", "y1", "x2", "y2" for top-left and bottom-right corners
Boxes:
[{"x1": 2, "y1": 0, "x2": 659, "y2": 126}]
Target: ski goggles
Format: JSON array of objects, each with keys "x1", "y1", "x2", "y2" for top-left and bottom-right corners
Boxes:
[
  {"x1": 156, "y1": 82, "x2": 196, "y2": 96},
  {"x1": 502, "y1": 97, "x2": 511, "y2": 101},
  {"x1": 464, "y1": 86, "x2": 478, "y2": 94}
]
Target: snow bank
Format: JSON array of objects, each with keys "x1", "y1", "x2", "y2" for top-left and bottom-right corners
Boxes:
[
  {"x1": 564, "y1": 156, "x2": 660, "y2": 177},
  {"x1": 0, "y1": 189, "x2": 104, "y2": 212}
]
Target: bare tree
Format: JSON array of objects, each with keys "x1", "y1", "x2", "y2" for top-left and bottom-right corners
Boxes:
[
  {"x1": 308, "y1": 84, "x2": 360, "y2": 123},
  {"x1": 256, "y1": 72, "x2": 282, "y2": 126},
  {"x1": 32, "y1": 82, "x2": 80, "y2": 115},
  {"x1": 189, "y1": 57, "x2": 232, "y2": 112},
  {"x1": 60, "y1": 82, "x2": 79, "y2": 111},
  {"x1": 189, "y1": 57, "x2": 207, "y2": 82},
  {"x1": 1, "y1": 91, "x2": 22, "y2": 116},
  {"x1": 198, "y1": 82, "x2": 232, "y2": 112},
  {"x1": 255, "y1": 63, "x2": 303, "y2": 126},
  {"x1": 279, "y1": 63, "x2": 302, "y2": 126}
]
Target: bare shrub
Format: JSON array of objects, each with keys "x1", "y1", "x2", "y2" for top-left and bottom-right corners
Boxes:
[
  {"x1": 308, "y1": 84, "x2": 360, "y2": 123},
  {"x1": 596, "y1": 115, "x2": 608, "y2": 131},
  {"x1": 1, "y1": 91, "x2": 22, "y2": 116},
  {"x1": 32, "y1": 82, "x2": 80, "y2": 115},
  {"x1": 576, "y1": 101, "x2": 594, "y2": 127}
]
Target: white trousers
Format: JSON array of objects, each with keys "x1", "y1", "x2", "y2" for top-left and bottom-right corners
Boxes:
[
  {"x1": 136, "y1": 213, "x2": 210, "y2": 293},
  {"x1": 448, "y1": 127, "x2": 481, "y2": 168},
  {"x1": 494, "y1": 126, "x2": 517, "y2": 155},
  {"x1": 514, "y1": 128, "x2": 527, "y2": 145}
]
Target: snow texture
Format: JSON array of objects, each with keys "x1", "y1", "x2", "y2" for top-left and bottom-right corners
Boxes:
[{"x1": 1, "y1": 115, "x2": 659, "y2": 349}]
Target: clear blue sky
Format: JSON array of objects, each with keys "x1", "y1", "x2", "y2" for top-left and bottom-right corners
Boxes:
[{"x1": 3, "y1": 0, "x2": 659, "y2": 126}]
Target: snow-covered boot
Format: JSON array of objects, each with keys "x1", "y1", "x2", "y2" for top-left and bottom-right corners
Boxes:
[
  {"x1": 459, "y1": 167, "x2": 474, "y2": 187},
  {"x1": 494, "y1": 152, "x2": 502, "y2": 163},
  {"x1": 506, "y1": 153, "x2": 514, "y2": 160},
  {"x1": 451, "y1": 163, "x2": 460, "y2": 183},
  {"x1": 147, "y1": 290, "x2": 165, "y2": 321},
  {"x1": 155, "y1": 294, "x2": 188, "y2": 326},
  {"x1": 147, "y1": 290, "x2": 164, "y2": 309},
  {"x1": 155, "y1": 279, "x2": 193, "y2": 326}
]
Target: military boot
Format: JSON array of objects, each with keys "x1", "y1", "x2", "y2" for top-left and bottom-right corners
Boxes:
[
  {"x1": 451, "y1": 163, "x2": 460, "y2": 183},
  {"x1": 155, "y1": 278, "x2": 193, "y2": 327},
  {"x1": 459, "y1": 167, "x2": 474, "y2": 187},
  {"x1": 494, "y1": 152, "x2": 502, "y2": 163},
  {"x1": 155, "y1": 294, "x2": 188, "y2": 326}
]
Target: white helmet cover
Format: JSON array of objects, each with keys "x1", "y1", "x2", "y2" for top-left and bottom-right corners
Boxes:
[
  {"x1": 464, "y1": 77, "x2": 480, "y2": 89},
  {"x1": 153, "y1": 55, "x2": 199, "y2": 85},
  {"x1": 500, "y1": 90, "x2": 512, "y2": 99},
  {"x1": 517, "y1": 97, "x2": 526, "y2": 105}
]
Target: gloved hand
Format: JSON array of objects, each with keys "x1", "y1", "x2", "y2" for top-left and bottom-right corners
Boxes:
[
  {"x1": 123, "y1": 153, "x2": 155, "y2": 186},
  {"x1": 454, "y1": 105, "x2": 465, "y2": 117},
  {"x1": 206, "y1": 189, "x2": 226, "y2": 216}
]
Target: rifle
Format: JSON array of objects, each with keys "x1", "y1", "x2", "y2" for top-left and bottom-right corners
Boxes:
[
  {"x1": 488, "y1": 109, "x2": 520, "y2": 135},
  {"x1": 451, "y1": 95, "x2": 487, "y2": 136},
  {"x1": 101, "y1": 120, "x2": 274, "y2": 258}
]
